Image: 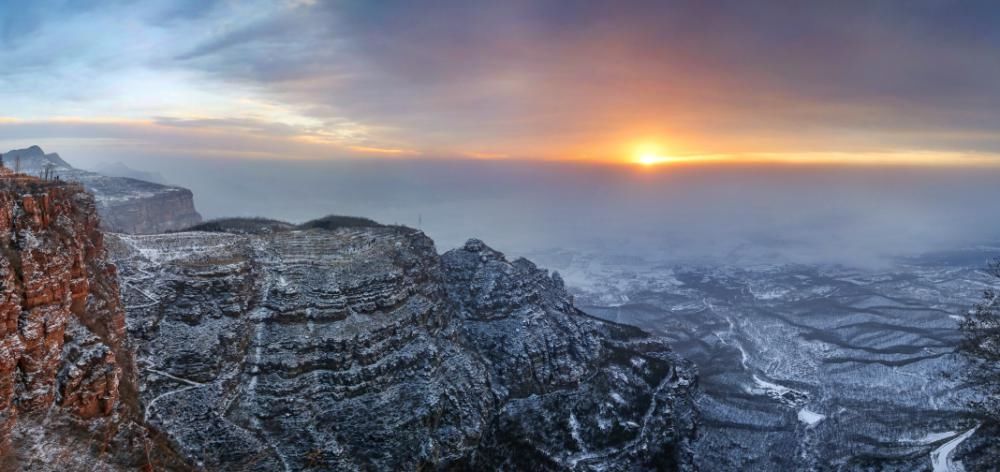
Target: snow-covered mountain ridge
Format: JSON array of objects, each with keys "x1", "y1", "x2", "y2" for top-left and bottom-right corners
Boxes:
[{"x1": 103, "y1": 227, "x2": 697, "y2": 470}]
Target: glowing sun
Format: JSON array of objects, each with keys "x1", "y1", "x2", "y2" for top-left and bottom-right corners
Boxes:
[
  {"x1": 637, "y1": 153, "x2": 672, "y2": 166},
  {"x1": 632, "y1": 143, "x2": 675, "y2": 166}
]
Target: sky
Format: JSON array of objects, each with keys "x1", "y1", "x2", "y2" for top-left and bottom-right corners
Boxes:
[
  {"x1": 4, "y1": 1, "x2": 1000, "y2": 264},
  {"x1": 2, "y1": 0, "x2": 1000, "y2": 165}
]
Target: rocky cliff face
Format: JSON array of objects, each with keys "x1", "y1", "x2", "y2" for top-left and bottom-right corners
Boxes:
[
  {"x1": 443, "y1": 241, "x2": 698, "y2": 470},
  {"x1": 0, "y1": 178, "x2": 194, "y2": 471},
  {"x1": 92, "y1": 183, "x2": 200, "y2": 235},
  {"x1": 0, "y1": 178, "x2": 122, "y2": 468},
  {"x1": 0, "y1": 176, "x2": 697, "y2": 470},
  {"x1": 107, "y1": 226, "x2": 698, "y2": 471},
  {"x1": 2, "y1": 146, "x2": 202, "y2": 234}
]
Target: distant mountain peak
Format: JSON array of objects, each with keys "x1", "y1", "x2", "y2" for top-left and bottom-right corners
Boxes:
[{"x1": 3, "y1": 145, "x2": 71, "y2": 169}]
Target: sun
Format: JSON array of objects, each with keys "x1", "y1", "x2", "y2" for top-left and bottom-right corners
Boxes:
[
  {"x1": 637, "y1": 152, "x2": 671, "y2": 166},
  {"x1": 632, "y1": 143, "x2": 674, "y2": 166}
]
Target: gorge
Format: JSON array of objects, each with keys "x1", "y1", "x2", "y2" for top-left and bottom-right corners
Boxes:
[
  {"x1": 0, "y1": 174, "x2": 696, "y2": 470},
  {"x1": 0, "y1": 147, "x2": 995, "y2": 470}
]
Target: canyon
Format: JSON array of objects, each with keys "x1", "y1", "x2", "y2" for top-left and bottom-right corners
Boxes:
[
  {"x1": 0, "y1": 148, "x2": 994, "y2": 470},
  {"x1": 0, "y1": 178, "x2": 696, "y2": 470}
]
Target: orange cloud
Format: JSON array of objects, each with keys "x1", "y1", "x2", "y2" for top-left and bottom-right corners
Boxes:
[
  {"x1": 461, "y1": 151, "x2": 509, "y2": 160},
  {"x1": 347, "y1": 145, "x2": 420, "y2": 156}
]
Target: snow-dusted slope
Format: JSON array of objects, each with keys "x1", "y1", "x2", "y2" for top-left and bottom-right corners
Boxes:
[
  {"x1": 106, "y1": 228, "x2": 698, "y2": 470},
  {"x1": 532, "y1": 248, "x2": 993, "y2": 470}
]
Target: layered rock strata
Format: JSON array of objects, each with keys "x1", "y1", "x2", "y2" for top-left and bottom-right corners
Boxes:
[
  {"x1": 0, "y1": 175, "x2": 698, "y2": 470},
  {"x1": 107, "y1": 227, "x2": 698, "y2": 471},
  {"x1": 0, "y1": 178, "x2": 120, "y2": 468}
]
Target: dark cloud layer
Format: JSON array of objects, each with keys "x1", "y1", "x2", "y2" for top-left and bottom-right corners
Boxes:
[
  {"x1": 158, "y1": 0, "x2": 1000, "y2": 157},
  {"x1": 3, "y1": 0, "x2": 1000, "y2": 158}
]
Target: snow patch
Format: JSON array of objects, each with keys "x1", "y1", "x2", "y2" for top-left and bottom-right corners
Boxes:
[
  {"x1": 568, "y1": 413, "x2": 586, "y2": 453},
  {"x1": 905, "y1": 431, "x2": 957, "y2": 445},
  {"x1": 748, "y1": 283, "x2": 789, "y2": 300},
  {"x1": 797, "y1": 408, "x2": 825, "y2": 427},
  {"x1": 610, "y1": 392, "x2": 626, "y2": 406}
]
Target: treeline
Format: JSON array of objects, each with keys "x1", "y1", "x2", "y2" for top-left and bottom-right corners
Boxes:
[{"x1": 180, "y1": 215, "x2": 383, "y2": 235}]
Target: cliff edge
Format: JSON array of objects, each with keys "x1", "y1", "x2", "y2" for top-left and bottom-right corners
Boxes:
[
  {"x1": 0, "y1": 179, "x2": 697, "y2": 470},
  {"x1": 2, "y1": 146, "x2": 202, "y2": 234},
  {"x1": 108, "y1": 225, "x2": 698, "y2": 470},
  {"x1": 0, "y1": 177, "x2": 189, "y2": 470}
]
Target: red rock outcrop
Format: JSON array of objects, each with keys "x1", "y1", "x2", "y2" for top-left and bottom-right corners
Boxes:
[{"x1": 0, "y1": 177, "x2": 125, "y2": 453}]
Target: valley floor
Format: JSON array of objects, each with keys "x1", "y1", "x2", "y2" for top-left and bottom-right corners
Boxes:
[{"x1": 530, "y1": 247, "x2": 998, "y2": 470}]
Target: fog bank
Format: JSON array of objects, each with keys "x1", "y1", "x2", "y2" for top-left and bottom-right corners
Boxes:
[{"x1": 69, "y1": 152, "x2": 1000, "y2": 266}]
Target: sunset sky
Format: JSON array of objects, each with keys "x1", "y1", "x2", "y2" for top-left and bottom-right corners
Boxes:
[{"x1": 2, "y1": 0, "x2": 1000, "y2": 166}]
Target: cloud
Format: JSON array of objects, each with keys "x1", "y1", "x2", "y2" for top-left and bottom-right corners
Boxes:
[
  {"x1": 158, "y1": 0, "x2": 1000, "y2": 159},
  {"x1": 2, "y1": 1, "x2": 1000, "y2": 161},
  {"x1": 149, "y1": 0, "x2": 224, "y2": 25},
  {"x1": 347, "y1": 145, "x2": 419, "y2": 155},
  {"x1": 0, "y1": 117, "x2": 368, "y2": 162}
]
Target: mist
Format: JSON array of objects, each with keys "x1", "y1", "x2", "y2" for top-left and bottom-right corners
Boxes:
[{"x1": 67, "y1": 151, "x2": 1000, "y2": 267}]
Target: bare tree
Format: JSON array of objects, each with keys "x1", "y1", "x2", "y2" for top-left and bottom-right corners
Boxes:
[
  {"x1": 43, "y1": 162, "x2": 56, "y2": 181},
  {"x1": 958, "y1": 258, "x2": 1000, "y2": 423}
]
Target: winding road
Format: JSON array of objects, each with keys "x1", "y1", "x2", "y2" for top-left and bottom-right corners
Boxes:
[{"x1": 930, "y1": 425, "x2": 979, "y2": 472}]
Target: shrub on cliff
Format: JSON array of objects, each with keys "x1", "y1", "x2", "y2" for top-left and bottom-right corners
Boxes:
[
  {"x1": 297, "y1": 215, "x2": 382, "y2": 231},
  {"x1": 183, "y1": 217, "x2": 295, "y2": 234}
]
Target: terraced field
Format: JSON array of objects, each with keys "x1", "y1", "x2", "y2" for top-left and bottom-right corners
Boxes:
[{"x1": 532, "y1": 247, "x2": 998, "y2": 470}]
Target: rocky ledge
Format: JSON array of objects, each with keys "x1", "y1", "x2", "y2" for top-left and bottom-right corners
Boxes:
[
  {"x1": 106, "y1": 224, "x2": 698, "y2": 470},
  {"x1": 2, "y1": 146, "x2": 202, "y2": 234}
]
